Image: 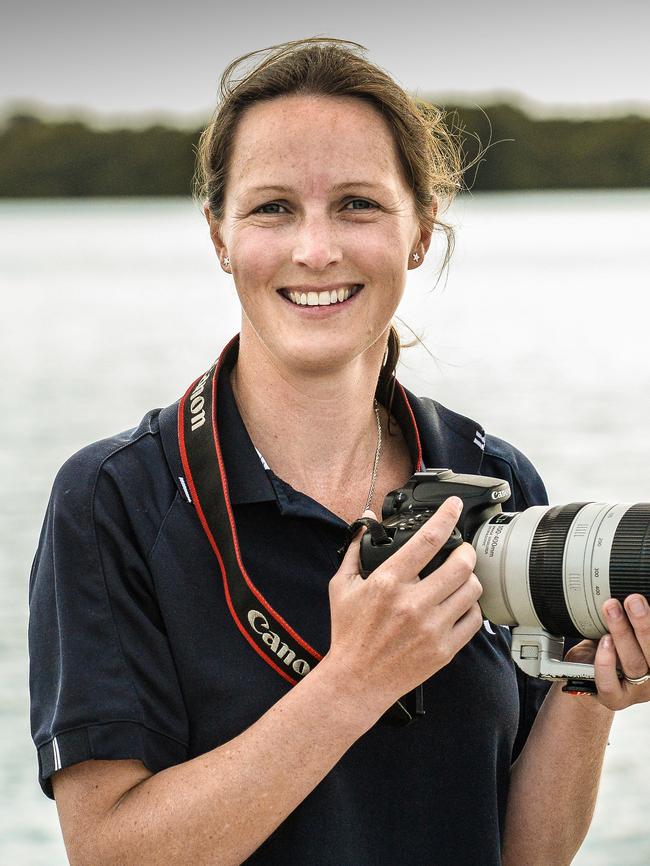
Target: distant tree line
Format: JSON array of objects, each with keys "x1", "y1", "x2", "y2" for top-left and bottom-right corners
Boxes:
[
  {"x1": 0, "y1": 102, "x2": 648, "y2": 197},
  {"x1": 448, "y1": 104, "x2": 649, "y2": 191}
]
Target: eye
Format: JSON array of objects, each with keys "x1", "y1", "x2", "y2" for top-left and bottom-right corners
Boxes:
[
  {"x1": 253, "y1": 202, "x2": 288, "y2": 215},
  {"x1": 344, "y1": 199, "x2": 377, "y2": 211}
]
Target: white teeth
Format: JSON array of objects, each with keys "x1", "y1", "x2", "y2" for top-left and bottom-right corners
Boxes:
[{"x1": 284, "y1": 285, "x2": 362, "y2": 306}]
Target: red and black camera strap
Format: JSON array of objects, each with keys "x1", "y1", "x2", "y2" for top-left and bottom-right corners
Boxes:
[
  {"x1": 161, "y1": 336, "x2": 421, "y2": 723},
  {"x1": 175, "y1": 337, "x2": 321, "y2": 686}
]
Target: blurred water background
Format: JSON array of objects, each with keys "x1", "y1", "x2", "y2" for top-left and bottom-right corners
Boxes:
[{"x1": 1, "y1": 190, "x2": 649, "y2": 865}]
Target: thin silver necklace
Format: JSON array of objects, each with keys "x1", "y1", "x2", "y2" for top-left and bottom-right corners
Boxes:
[{"x1": 363, "y1": 399, "x2": 382, "y2": 514}]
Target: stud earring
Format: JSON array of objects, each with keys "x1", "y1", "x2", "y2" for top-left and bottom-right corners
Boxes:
[
  {"x1": 223, "y1": 256, "x2": 230, "y2": 268},
  {"x1": 412, "y1": 252, "x2": 420, "y2": 263}
]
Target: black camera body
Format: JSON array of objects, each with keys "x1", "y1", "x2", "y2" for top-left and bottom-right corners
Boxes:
[{"x1": 359, "y1": 469, "x2": 511, "y2": 578}]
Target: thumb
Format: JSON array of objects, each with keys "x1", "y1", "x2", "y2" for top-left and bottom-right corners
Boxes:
[{"x1": 339, "y1": 509, "x2": 377, "y2": 572}]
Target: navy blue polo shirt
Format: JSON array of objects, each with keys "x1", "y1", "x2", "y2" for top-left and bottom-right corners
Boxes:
[{"x1": 29, "y1": 352, "x2": 550, "y2": 866}]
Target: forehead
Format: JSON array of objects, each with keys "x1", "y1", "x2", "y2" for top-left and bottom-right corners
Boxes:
[{"x1": 226, "y1": 94, "x2": 406, "y2": 194}]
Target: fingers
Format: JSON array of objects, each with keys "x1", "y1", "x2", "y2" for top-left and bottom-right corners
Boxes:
[
  {"x1": 450, "y1": 601, "x2": 485, "y2": 646},
  {"x1": 382, "y1": 496, "x2": 465, "y2": 583},
  {"x1": 436, "y1": 568, "x2": 483, "y2": 623},
  {"x1": 335, "y1": 509, "x2": 377, "y2": 579},
  {"x1": 339, "y1": 497, "x2": 478, "y2": 618},
  {"x1": 623, "y1": 595, "x2": 650, "y2": 667},
  {"x1": 594, "y1": 635, "x2": 625, "y2": 707},
  {"x1": 595, "y1": 597, "x2": 650, "y2": 710},
  {"x1": 603, "y1": 597, "x2": 650, "y2": 679},
  {"x1": 338, "y1": 528, "x2": 364, "y2": 575}
]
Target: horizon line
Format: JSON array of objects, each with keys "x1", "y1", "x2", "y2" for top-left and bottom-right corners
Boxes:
[{"x1": 2, "y1": 91, "x2": 649, "y2": 130}]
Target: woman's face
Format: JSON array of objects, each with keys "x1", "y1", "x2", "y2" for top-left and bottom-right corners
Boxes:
[{"x1": 210, "y1": 94, "x2": 431, "y2": 375}]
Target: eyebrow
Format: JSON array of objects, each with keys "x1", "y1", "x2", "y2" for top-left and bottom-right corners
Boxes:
[{"x1": 242, "y1": 181, "x2": 392, "y2": 196}]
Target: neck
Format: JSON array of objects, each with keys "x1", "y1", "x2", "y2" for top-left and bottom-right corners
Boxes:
[{"x1": 230, "y1": 328, "x2": 390, "y2": 514}]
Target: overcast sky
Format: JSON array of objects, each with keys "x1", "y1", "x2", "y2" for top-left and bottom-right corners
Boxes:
[{"x1": 3, "y1": 0, "x2": 649, "y2": 124}]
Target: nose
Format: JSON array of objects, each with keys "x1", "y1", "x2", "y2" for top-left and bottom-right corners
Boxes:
[{"x1": 291, "y1": 215, "x2": 342, "y2": 271}]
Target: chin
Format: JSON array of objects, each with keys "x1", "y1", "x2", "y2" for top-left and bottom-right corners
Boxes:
[
  {"x1": 243, "y1": 314, "x2": 388, "y2": 374},
  {"x1": 278, "y1": 333, "x2": 380, "y2": 375}
]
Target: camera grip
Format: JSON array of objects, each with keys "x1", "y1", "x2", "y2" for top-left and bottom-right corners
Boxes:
[
  {"x1": 353, "y1": 519, "x2": 465, "y2": 579},
  {"x1": 420, "y1": 527, "x2": 464, "y2": 577}
]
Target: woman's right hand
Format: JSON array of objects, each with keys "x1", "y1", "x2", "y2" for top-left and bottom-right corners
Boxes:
[{"x1": 325, "y1": 496, "x2": 483, "y2": 716}]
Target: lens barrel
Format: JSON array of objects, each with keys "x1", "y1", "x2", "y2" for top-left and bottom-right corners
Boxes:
[{"x1": 475, "y1": 502, "x2": 650, "y2": 639}]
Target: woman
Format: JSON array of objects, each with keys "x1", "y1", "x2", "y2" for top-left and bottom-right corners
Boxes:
[{"x1": 29, "y1": 38, "x2": 650, "y2": 866}]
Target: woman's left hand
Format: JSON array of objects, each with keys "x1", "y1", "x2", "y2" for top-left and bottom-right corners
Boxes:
[{"x1": 565, "y1": 594, "x2": 650, "y2": 710}]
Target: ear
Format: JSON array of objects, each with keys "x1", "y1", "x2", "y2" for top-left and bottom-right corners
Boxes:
[
  {"x1": 203, "y1": 203, "x2": 232, "y2": 272},
  {"x1": 408, "y1": 198, "x2": 438, "y2": 269}
]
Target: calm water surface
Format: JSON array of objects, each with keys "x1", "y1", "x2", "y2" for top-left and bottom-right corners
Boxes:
[{"x1": 1, "y1": 192, "x2": 649, "y2": 865}]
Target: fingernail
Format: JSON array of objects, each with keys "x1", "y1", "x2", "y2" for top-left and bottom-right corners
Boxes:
[
  {"x1": 628, "y1": 596, "x2": 647, "y2": 617},
  {"x1": 605, "y1": 601, "x2": 622, "y2": 620},
  {"x1": 449, "y1": 496, "x2": 463, "y2": 514},
  {"x1": 602, "y1": 635, "x2": 613, "y2": 650}
]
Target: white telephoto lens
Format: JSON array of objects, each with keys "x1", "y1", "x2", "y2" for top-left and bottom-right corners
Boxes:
[{"x1": 473, "y1": 503, "x2": 648, "y2": 639}]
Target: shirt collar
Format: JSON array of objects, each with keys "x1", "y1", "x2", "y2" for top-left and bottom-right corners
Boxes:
[
  {"x1": 216, "y1": 336, "x2": 486, "y2": 507},
  {"x1": 216, "y1": 351, "x2": 277, "y2": 506}
]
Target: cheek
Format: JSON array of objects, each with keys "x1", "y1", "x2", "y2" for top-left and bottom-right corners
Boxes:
[
  {"x1": 231, "y1": 230, "x2": 287, "y2": 295},
  {"x1": 363, "y1": 241, "x2": 409, "y2": 298},
  {"x1": 357, "y1": 222, "x2": 412, "y2": 273}
]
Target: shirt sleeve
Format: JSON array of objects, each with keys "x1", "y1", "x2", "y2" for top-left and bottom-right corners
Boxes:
[
  {"x1": 511, "y1": 665, "x2": 551, "y2": 762},
  {"x1": 28, "y1": 437, "x2": 189, "y2": 799}
]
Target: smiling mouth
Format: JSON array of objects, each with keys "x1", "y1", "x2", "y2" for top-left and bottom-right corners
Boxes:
[{"x1": 279, "y1": 285, "x2": 363, "y2": 307}]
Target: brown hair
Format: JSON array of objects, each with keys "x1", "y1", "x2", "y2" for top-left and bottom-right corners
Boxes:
[{"x1": 194, "y1": 37, "x2": 464, "y2": 406}]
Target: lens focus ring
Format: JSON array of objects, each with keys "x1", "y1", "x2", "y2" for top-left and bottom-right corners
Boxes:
[
  {"x1": 529, "y1": 503, "x2": 591, "y2": 638},
  {"x1": 610, "y1": 504, "x2": 650, "y2": 602}
]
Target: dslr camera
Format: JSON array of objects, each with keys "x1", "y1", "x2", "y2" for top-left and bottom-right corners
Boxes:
[{"x1": 358, "y1": 469, "x2": 650, "y2": 688}]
